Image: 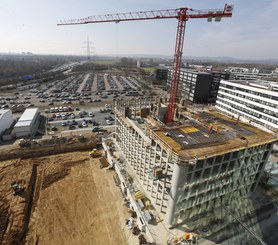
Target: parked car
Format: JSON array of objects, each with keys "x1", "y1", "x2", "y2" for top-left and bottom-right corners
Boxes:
[
  {"x1": 100, "y1": 108, "x2": 108, "y2": 113},
  {"x1": 67, "y1": 120, "x2": 73, "y2": 126},
  {"x1": 92, "y1": 126, "x2": 103, "y2": 132},
  {"x1": 61, "y1": 122, "x2": 68, "y2": 126},
  {"x1": 72, "y1": 120, "x2": 78, "y2": 125},
  {"x1": 106, "y1": 120, "x2": 113, "y2": 125},
  {"x1": 92, "y1": 121, "x2": 99, "y2": 126},
  {"x1": 68, "y1": 125, "x2": 76, "y2": 130}
]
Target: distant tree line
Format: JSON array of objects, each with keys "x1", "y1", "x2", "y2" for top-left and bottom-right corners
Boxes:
[
  {"x1": 0, "y1": 59, "x2": 61, "y2": 86},
  {"x1": 118, "y1": 57, "x2": 136, "y2": 67},
  {"x1": 0, "y1": 59, "x2": 62, "y2": 79},
  {"x1": 72, "y1": 63, "x2": 109, "y2": 72}
]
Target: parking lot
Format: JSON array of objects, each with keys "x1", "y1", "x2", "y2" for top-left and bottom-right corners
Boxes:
[
  {"x1": 46, "y1": 104, "x2": 115, "y2": 132},
  {"x1": 0, "y1": 72, "x2": 153, "y2": 135}
]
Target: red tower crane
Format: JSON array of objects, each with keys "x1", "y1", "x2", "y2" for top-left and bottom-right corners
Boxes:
[{"x1": 58, "y1": 4, "x2": 233, "y2": 124}]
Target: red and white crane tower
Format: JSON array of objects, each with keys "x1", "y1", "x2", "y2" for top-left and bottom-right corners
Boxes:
[{"x1": 58, "y1": 4, "x2": 233, "y2": 124}]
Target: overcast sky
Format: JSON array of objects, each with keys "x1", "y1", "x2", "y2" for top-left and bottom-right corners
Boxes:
[{"x1": 0, "y1": 0, "x2": 277, "y2": 59}]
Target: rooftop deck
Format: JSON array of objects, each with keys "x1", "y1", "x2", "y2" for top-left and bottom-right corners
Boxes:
[
  {"x1": 151, "y1": 110, "x2": 277, "y2": 161},
  {"x1": 115, "y1": 100, "x2": 277, "y2": 162}
]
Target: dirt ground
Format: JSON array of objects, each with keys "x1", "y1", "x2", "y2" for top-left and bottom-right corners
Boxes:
[
  {"x1": 0, "y1": 152, "x2": 136, "y2": 245},
  {"x1": 0, "y1": 158, "x2": 34, "y2": 245}
]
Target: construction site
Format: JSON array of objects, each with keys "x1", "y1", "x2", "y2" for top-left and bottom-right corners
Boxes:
[
  {"x1": 1, "y1": 3, "x2": 278, "y2": 245},
  {"x1": 0, "y1": 98, "x2": 277, "y2": 245},
  {"x1": 111, "y1": 98, "x2": 278, "y2": 244},
  {"x1": 0, "y1": 133, "x2": 143, "y2": 245}
]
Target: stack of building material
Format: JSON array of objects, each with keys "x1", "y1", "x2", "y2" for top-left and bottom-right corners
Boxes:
[
  {"x1": 134, "y1": 191, "x2": 145, "y2": 200},
  {"x1": 153, "y1": 167, "x2": 163, "y2": 177}
]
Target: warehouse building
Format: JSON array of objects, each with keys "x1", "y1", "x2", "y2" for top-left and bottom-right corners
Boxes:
[
  {"x1": 216, "y1": 80, "x2": 278, "y2": 133},
  {"x1": 114, "y1": 99, "x2": 276, "y2": 228},
  {"x1": 14, "y1": 108, "x2": 40, "y2": 138},
  {"x1": 167, "y1": 68, "x2": 229, "y2": 104},
  {"x1": 0, "y1": 109, "x2": 13, "y2": 135}
]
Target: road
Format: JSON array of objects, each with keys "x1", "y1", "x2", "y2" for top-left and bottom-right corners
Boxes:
[
  {"x1": 112, "y1": 76, "x2": 124, "y2": 90},
  {"x1": 120, "y1": 76, "x2": 137, "y2": 90},
  {"x1": 103, "y1": 74, "x2": 111, "y2": 91},
  {"x1": 61, "y1": 125, "x2": 115, "y2": 134},
  {"x1": 91, "y1": 74, "x2": 98, "y2": 92},
  {"x1": 77, "y1": 73, "x2": 90, "y2": 93}
]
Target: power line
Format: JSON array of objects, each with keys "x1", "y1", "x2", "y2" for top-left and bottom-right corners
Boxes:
[{"x1": 83, "y1": 36, "x2": 95, "y2": 60}]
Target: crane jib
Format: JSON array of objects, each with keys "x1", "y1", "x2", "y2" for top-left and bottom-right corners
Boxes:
[{"x1": 58, "y1": 4, "x2": 233, "y2": 124}]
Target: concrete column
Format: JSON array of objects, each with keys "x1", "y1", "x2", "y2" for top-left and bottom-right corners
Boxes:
[
  {"x1": 151, "y1": 179, "x2": 154, "y2": 197},
  {"x1": 155, "y1": 181, "x2": 159, "y2": 204},
  {"x1": 159, "y1": 148, "x2": 163, "y2": 166},
  {"x1": 146, "y1": 148, "x2": 151, "y2": 191},
  {"x1": 160, "y1": 187, "x2": 165, "y2": 212},
  {"x1": 165, "y1": 162, "x2": 187, "y2": 227},
  {"x1": 254, "y1": 144, "x2": 273, "y2": 190}
]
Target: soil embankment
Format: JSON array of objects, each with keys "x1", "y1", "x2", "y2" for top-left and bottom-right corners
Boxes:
[{"x1": 0, "y1": 151, "x2": 130, "y2": 245}]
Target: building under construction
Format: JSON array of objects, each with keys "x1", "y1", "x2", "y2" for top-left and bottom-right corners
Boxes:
[{"x1": 114, "y1": 99, "x2": 277, "y2": 227}]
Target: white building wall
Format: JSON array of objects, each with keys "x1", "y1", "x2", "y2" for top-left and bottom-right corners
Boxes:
[
  {"x1": 14, "y1": 108, "x2": 40, "y2": 138},
  {"x1": 0, "y1": 109, "x2": 13, "y2": 135},
  {"x1": 216, "y1": 80, "x2": 278, "y2": 132}
]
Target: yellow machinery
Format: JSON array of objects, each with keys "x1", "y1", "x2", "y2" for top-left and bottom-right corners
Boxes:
[{"x1": 89, "y1": 148, "x2": 102, "y2": 158}]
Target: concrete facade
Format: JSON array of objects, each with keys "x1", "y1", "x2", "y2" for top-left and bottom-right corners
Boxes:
[{"x1": 114, "y1": 100, "x2": 276, "y2": 227}]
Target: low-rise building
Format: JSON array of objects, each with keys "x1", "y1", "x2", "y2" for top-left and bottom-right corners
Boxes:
[
  {"x1": 0, "y1": 109, "x2": 13, "y2": 135},
  {"x1": 14, "y1": 108, "x2": 40, "y2": 138}
]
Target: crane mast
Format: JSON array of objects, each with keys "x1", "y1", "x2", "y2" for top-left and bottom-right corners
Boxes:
[
  {"x1": 167, "y1": 8, "x2": 187, "y2": 123},
  {"x1": 58, "y1": 4, "x2": 233, "y2": 123}
]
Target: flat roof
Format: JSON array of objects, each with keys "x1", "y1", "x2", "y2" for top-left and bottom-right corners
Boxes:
[
  {"x1": 19, "y1": 108, "x2": 39, "y2": 122},
  {"x1": 0, "y1": 109, "x2": 11, "y2": 119},
  {"x1": 222, "y1": 80, "x2": 278, "y2": 96},
  {"x1": 14, "y1": 120, "x2": 32, "y2": 127},
  {"x1": 151, "y1": 110, "x2": 277, "y2": 161}
]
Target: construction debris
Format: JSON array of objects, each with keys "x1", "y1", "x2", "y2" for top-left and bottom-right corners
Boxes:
[
  {"x1": 167, "y1": 232, "x2": 198, "y2": 245},
  {"x1": 18, "y1": 139, "x2": 41, "y2": 147},
  {"x1": 132, "y1": 226, "x2": 141, "y2": 236}
]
